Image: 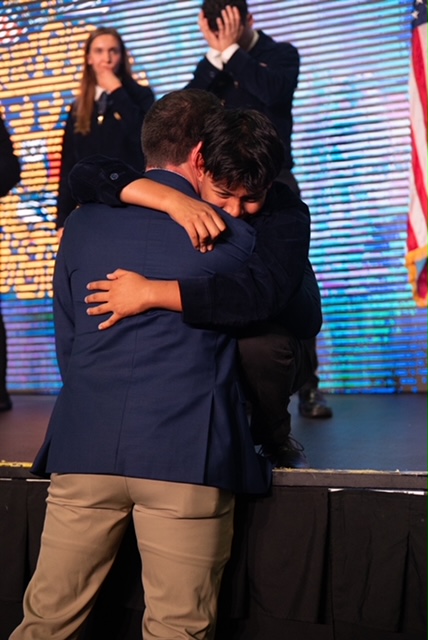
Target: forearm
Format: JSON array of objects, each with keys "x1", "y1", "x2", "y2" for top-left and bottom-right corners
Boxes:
[
  {"x1": 86, "y1": 271, "x2": 182, "y2": 330},
  {"x1": 120, "y1": 178, "x2": 180, "y2": 210},
  {"x1": 179, "y1": 217, "x2": 309, "y2": 326},
  {"x1": 146, "y1": 280, "x2": 182, "y2": 312},
  {"x1": 179, "y1": 255, "x2": 291, "y2": 327},
  {"x1": 69, "y1": 159, "x2": 226, "y2": 251},
  {"x1": 121, "y1": 179, "x2": 226, "y2": 252}
]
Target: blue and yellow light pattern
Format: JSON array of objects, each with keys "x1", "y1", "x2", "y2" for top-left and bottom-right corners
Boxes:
[{"x1": 0, "y1": 0, "x2": 426, "y2": 392}]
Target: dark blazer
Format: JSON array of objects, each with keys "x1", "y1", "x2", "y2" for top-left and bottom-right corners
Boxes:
[
  {"x1": 69, "y1": 157, "x2": 322, "y2": 339},
  {"x1": 186, "y1": 30, "x2": 299, "y2": 170},
  {"x1": 33, "y1": 170, "x2": 271, "y2": 495},
  {"x1": 180, "y1": 182, "x2": 321, "y2": 338},
  {"x1": 0, "y1": 115, "x2": 21, "y2": 197},
  {"x1": 56, "y1": 77, "x2": 154, "y2": 228}
]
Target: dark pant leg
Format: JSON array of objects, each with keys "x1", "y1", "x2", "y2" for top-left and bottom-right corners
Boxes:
[
  {"x1": 298, "y1": 336, "x2": 320, "y2": 393},
  {"x1": 238, "y1": 323, "x2": 317, "y2": 447},
  {"x1": 276, "y1": 170, "x2": 321, "y2": 394}
]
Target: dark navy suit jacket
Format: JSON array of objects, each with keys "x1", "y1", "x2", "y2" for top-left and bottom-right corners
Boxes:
[
  {"x1": 186, "y1": 30, "x2": 299, "y2": 170},
  {"x1": 33, "y1": 171, "x2": 270, "y2": 495},
  {"x1": 69, "y1": 157, "x2": 322, "y2": 338}
]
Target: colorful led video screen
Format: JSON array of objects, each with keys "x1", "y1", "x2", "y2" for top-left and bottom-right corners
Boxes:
[{"x1": 0, "y1": 0, "x2": 426, "y2": 392}]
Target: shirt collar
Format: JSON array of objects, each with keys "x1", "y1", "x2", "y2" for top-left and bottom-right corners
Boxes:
[
  {"x1": 247, "y1": 30, "x2": 259, "y2": 52},
  {"x1": 94, "y1": 86, "x2": 105, "y2": 100}
]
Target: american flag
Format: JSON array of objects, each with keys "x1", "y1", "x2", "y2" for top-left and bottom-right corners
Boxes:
[{"x1": 407, "y1": 0, "x2": 427, "y2": 307}]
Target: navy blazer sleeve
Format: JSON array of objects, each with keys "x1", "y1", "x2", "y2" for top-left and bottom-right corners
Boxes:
[
  {"x1": 179, "y1": 183, "x2": 321, "y2": 336},
  {"x1": 69, "y1": 155, "x2": 142, "y2": 206},
  {"x1": 0, "y1": 115, "x2": 21, "y2": 197}
]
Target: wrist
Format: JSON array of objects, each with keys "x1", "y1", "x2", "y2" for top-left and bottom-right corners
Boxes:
[
  {"x1": 221, "y1": 43, "x2": 240, "y2": 63},
  {"x1": 150, "y1": 280, "x2": 182, "y2": 311},
  {"x1": 206, "y1": 48, "x2": 223, "y2": 69}
]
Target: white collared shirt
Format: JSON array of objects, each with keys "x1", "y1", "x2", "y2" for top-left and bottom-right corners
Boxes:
[{"x1": 206, "y1": 30, "x2": 259, "y2": 69}]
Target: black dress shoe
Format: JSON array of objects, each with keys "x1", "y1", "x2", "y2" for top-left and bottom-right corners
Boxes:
[
  {"x1": 298, "y1": 388, "x2": 332, "y2": 419},
  {"x1": 261, "y1": 437, "x2": 309, "y2": 469}
]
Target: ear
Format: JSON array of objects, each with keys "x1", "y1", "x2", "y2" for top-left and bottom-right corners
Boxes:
[
  {"x1": 247, "y1": 13, "x2": 254, "y2": 28},
  {"x1": 190, "y1": 141, "x2": 206, "y2": 180}
]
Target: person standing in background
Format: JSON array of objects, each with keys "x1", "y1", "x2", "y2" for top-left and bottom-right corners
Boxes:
[
  {"x1": 0, "y1": 112, "x2": 21, "y2": 411},
  {"x1": 56, "y1": 26, "x2": 154, "y2": 235},
  {"x1": 186, "y1": 0, "x2": 333, "y2": 419}
]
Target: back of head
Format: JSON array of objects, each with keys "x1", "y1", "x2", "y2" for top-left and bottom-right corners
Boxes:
[
  {"x1": 142, "y1": 89, "x2": 222, "y2": 167},
  {"x1": 201, "y1": 109, "x2": 284, "y2": 193},
  {"x1": 202, "y1": 0, "x2": 248, "y2": 31}
]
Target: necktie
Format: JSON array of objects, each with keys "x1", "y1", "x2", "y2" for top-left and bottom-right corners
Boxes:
[{"x1": 96, "y1": 92, "x2": 108, "y2": 124}]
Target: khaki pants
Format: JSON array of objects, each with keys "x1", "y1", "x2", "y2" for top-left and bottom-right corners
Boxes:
[{"x1": 10, "y1": 474, "x2": 234, "y2": 640}]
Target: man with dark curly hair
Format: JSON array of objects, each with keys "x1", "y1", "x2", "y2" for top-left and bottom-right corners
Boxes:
[{"x1": 187, "y1": 0, "x2": 333, "y2": 420}]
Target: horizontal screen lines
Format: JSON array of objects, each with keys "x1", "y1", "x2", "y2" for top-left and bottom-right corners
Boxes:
[
  {"x1": 316, "y1": 303, "x2": 421, "y2": 313},
  {"x1": 1, "y1": 0, "x2": 423, "y2": 393},
  {"x1": 293, "y1": 122, "x2": 410, "y2": 140},
  {"x1": 295, "y1": 153, "x2": 410, "y2": 170},
  {"x1": 4, "y1": 335, "x2": 55, "y2": 345},
  {"x1": 294, "y1": 106, "x2": 410, "y2": 124},
  {"x1": 296, "y1": 73, "x2": 410, "y2": 95}
]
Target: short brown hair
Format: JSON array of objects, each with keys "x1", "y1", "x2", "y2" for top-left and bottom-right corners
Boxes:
[{"x1": 142, "y1": 90, "x2": 221, "y2": 167}]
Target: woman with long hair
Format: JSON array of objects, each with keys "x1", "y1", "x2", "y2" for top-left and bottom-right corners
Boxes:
[{"x1": 56, "y1": 26, "x2": 155, "y2": 232}]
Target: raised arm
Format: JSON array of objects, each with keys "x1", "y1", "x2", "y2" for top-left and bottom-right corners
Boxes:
[
  {"x1": 69, "y1": 156, "x2": 226, "y2": 251},
  {"x1": 186, "y1": 8, "x2": 298, "y2": 107},
  {"x1": 120, "y1": 179, "x2": 226, "y2": 251},
  {"x1": 85, "y1": 269, "x2": 182, "y2": 330},
  {"x1": 85, "y1": 183, "x2": 322, "y2": 338}
]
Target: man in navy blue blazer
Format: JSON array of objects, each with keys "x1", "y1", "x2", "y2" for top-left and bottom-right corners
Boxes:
[
  {"x1": 186, "y1": 0, "x2": 333, "y2": 420},
  {"x1": 73, "y1": 120, "x2": 321, "y2": 470},
  {"x1": 10, "y1": 91, "x2": 278, "y2": 640}
]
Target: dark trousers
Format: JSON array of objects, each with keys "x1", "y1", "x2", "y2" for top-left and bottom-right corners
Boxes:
[
  {"x1": 276, "y1": 168, "x2": 320, "y2": 395},
  {"x1": 298, "y1": 336, "x2": 319, "y2": 392},
  {"x1": 238, "y1": 323, "x2": 317, "y2": 446}
]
